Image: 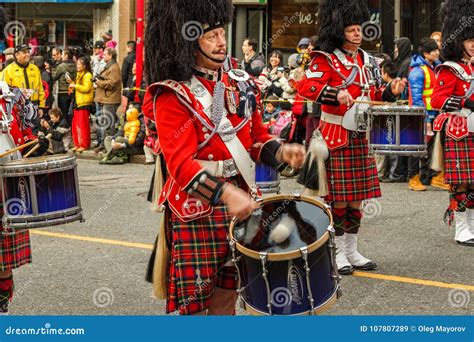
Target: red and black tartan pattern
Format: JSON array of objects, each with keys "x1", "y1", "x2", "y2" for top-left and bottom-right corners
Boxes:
[
  {"x1": 0, "y1": 229, "x2": 32, "y2": 271},
  {"x1": 166, "y1": 205, "x2": 237, "y2": 315},
  {"x1": 444, "y1": 133, "x2": 474, "y2": 185},
  {"x1": 325, "y1": 134, "x2": 381, "y2": 202}
]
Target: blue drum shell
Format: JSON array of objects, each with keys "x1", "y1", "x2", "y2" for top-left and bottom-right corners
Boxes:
[{"x1": 238, "y1": 241, "x2": 335, "y2": 315}]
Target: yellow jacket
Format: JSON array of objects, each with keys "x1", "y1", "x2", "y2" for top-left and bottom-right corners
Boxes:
[
  {"x1": 74, "y1": 71, "x2": 94, "y2": 108},
  {"x1": 1, "y1": 61, "x2": 45, "y2": 107},
  {"x1": 124, "y1": 108, "x2": 141, "y2": 145}
]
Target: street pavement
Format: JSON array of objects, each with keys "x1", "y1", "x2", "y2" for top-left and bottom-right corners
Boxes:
[{"x1": 9, "y1": 159, "x2": 473, "y2": 315}]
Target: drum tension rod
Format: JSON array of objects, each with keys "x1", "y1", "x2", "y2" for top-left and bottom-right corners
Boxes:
[
  {"x1": 259, "y1": 252, "x2": 273, "y2": 315},
  {"x1": 300, "y1": 247, "x2": 315, "y2": 315}
]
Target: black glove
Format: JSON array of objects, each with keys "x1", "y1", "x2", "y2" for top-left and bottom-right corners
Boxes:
[{"x1": 465, "y1": 99, "x2": 474, "y2": 111}]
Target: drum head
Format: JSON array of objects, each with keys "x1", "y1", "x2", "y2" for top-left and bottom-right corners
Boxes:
[{"x1": 230, "y1": 195, "x2": 332, "y2": 261}]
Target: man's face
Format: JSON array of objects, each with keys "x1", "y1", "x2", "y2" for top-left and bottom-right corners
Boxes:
[
  {"x1": 424, "y1": 49, "x2": 440, "y2": 64},
  {"x1": 51, "y1": 114, "x2": 60, "y2": 123},
  {"x1": 52, "y1": 49, "x2": 61, "y2": 61},
  {"x1": 343, "y1": 25, "x2": 362, "y2": 47},
  {"x1": 464, "y1": 38, "x2": 474, "y2": 58},
  {"x1": 15, "y1": 50, "x2": 31, "y2": 64},
  {"x1": 242, "y1": 39, "x2": 251, "y2": 54},
  {"x1": 127, "y1": 44, "x2": 134, "y2": 53},
  {"x1": 195, "y1": 27, "x2": 227, "y2": 70},
  {"x1": 103, "y1": 51, "x2": 112, "y2": 63},
  {"x1": 61, "y1": 51, "x2": 69, "y2": 61}
]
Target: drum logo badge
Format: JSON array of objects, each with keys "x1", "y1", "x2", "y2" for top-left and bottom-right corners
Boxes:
[
  {"x1": 7, "y1": 177, "x2": 30, "y2": 215},
  {"x1": 386, "y1": 116, "x2": 394, "y2": 144},
  {"x1": 287, "y1": 263, "x2": 304, "y2": 305}
]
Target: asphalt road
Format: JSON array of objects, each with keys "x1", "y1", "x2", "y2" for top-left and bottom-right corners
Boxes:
[{"x1": 8, "y1": 159, "x2": 473, "y2": 315}]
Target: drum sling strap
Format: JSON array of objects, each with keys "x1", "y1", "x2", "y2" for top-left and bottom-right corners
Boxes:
[{"x1": 185, "y1": 76, "x2": 257, "y2": 191}]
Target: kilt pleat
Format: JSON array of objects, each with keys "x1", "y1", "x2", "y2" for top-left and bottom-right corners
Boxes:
[
  {"x1": 0, "y1": 229, "x2": 32, "y2": 271},
  {"x1": 325, "y1": 133, "x2": 381, "y2": 202},
  {"x1": 444, "y1": 133, "x2": 474, "y2": 184},
  {"x1": 166, "y1": 205, "x2": 237, "y2": 315}
]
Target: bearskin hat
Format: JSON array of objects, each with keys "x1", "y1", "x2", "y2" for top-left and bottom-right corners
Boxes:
[
  {"x1": 0, "y1": 6, "x2": 8, "y2": 41},
  {"x1": 440, "y1": 0, "x2": 474, "y2": 61},
  {"x1": 145, "y1": 0, "x2": 233, "y2": 84},
  {"x1": 316, "y1": 0, "x2": 369, "y2": 53}
]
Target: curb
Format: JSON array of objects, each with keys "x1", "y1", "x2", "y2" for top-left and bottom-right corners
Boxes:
[{"x1": 73, "y1": 150, "x2": 148, "y2": 164}]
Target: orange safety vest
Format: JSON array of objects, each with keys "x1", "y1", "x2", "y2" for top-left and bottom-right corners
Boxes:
[{"x1": 420, "y1": 65, "x2": 435, "y2": 110}]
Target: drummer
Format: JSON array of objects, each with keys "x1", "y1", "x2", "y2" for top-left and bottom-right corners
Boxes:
[
  {"x1": 431, "y1": 0, "x2": 474, "y2": 247},
  {"x1": 298, "y1": 0, "x2": 406, "y2": 275},
  {"x1": 142, "y1": 0, "x2": 305, "y2": 315},
  {"x1": 0, "y1": 7, "x2": 48, "y2": 313}
]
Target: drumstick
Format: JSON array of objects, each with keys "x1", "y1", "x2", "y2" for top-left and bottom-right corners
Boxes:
[
  {"x1": 23, "y1": 143, "x2": 41, "y2": 158},
  {"x1": 354, "y1": 100, "x2": 390, "y2": 105},
  {"x1": 0, "y1": 139, "x2": 38, "y2": 159},
  {"x1": 354, "y1": 100, "x2": 410, "y2": 106}
]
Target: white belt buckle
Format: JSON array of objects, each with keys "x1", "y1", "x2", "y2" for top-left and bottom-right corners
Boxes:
[{"x1": 222, "y1": 159, "x2": 239, "y2": 178}]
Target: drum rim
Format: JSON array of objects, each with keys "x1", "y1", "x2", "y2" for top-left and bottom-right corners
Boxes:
[
  {"x1": 241, "y1": 285, "x2": 339, "y2": 316},
  {"x1": 367, "y1": 105, "x2": 425, "y2": 113},
  {"x1": 229, "y1": 194, "x2": 333, "y2": 262},
  {"x1": 0, "y1": 155, "x2": 77, "y2": 173}
]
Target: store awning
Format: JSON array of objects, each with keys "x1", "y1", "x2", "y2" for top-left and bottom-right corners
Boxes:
[{"x1": 1, "y1": 0, "x2": 113, "y2": 3}]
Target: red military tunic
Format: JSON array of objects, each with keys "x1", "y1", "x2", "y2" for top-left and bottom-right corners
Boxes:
[
  {"x1": 298, "y1": 48, "x2": 394, "y2": 202},
  {"x1": 432, "y1": 61, "x2": 474, "y2": 184},
  {"x1": 143, "y1": 66, "x2": 281, "y2": 315},
  {"x1": 0, "y1": 95, "x2": 33, "y2": 272}
]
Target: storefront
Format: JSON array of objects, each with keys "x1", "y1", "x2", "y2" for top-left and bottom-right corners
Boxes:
[{"x1": 1, "y1": 0, "x2": 113, "y2": 56}]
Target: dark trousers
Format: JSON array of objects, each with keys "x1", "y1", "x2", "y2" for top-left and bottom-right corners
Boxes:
[
  {"x1": 58, "y1": 93, "x2": 73, "y2": 124},
  {"x1": 408, "y1": 136, "x2": 437, "y2": 182}
]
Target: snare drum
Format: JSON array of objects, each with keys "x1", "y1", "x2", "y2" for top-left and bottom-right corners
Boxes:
[
  {"x1": 0, "y1": 155, "x2": 83, "y2": 229},
  {"x1": 255, "y1": 163, "x2": 280, "y2": 194},
  {"x1": 229, "y1": 195, "x2": 340, "y2": 315},
  {"x1": 368, "y1": 105, "x2": 427, "y2": 156}
]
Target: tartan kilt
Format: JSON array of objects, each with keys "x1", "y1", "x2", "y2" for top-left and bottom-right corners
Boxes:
[
  {"x1": 444, "y1": 133, "x2": 474, "y2": 184},
  {"x1": 166, "y1": 203, "x2": 237, "y2": 315},
  {"x1": 325, "y1": 133, "x2": 381, "y2": 202},
  {"x1": 0, "y1": 229, "x2": 32, "y2": 271}
]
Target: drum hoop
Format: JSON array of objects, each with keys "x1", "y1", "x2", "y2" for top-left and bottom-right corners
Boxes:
[
  {"x1": 229, "y1": 194, "x2": 333, "y2": 262},
  {"x1": 367, "y1": 105, "x2": 425, "y2": 113},
  {"x1": 242, "y1": 285, "x2": 339, "y2": 316},
  {"x1": 0, "y1": 155, "x2": 77, "y2": 175}
]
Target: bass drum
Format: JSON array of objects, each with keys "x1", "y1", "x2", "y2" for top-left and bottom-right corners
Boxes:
[{"x1": 229, "y1": 194, "x2": 341, "y2": 315}]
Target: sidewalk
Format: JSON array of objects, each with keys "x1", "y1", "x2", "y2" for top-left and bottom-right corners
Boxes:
[{"x1": 73, "y1": 149, "x2": 147, "y2": 164}]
